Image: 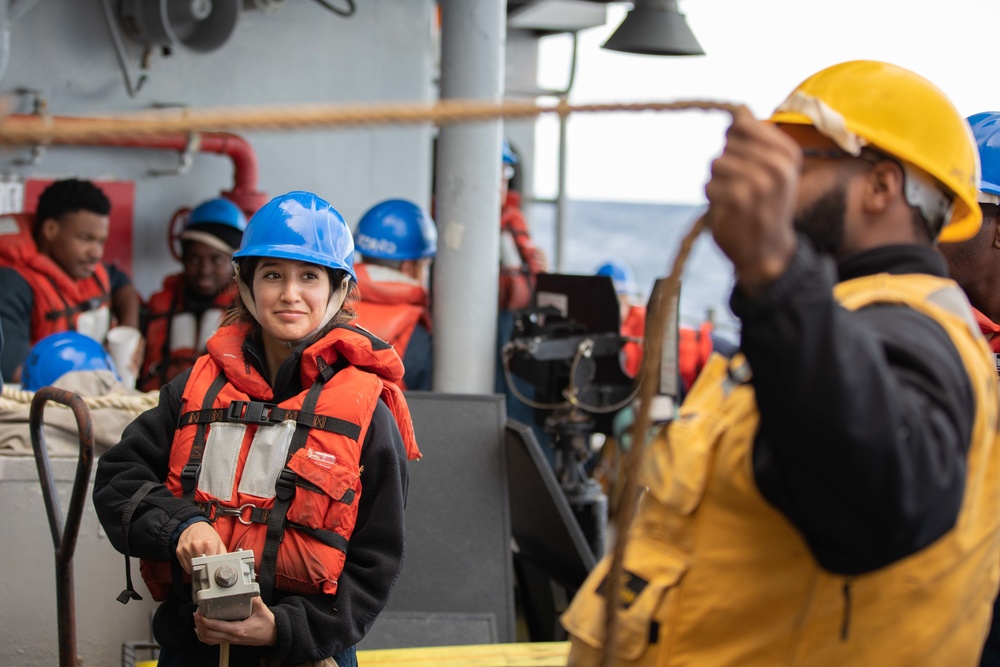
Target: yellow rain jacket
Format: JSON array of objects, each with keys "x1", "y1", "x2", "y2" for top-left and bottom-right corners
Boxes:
[{"x1": 563, "y1": 273, "x2": 1000, "y2": 666}]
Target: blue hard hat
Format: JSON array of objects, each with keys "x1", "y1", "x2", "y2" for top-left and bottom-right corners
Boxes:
[
  {"x1": 595, "y1": 261, "x2": 637, "y2": 296},
  {"x1": 503, "y1": 138, "x2": 519, "y2": 166},
  {"x1": 967, "y1": 112, "x2": 1000, "y2": 201},
  {"x1": 21, "y1": 331, "x2": 118, "y2": 392},
  {"x1": 355, "y1": 199, "x2": 437, "y2": 261},
  {"x1": 233, "y1": 191, "x2": 356, "y2": 282},
  {"x1": 188, "y1": 197, "x2": 247, "y2": 231}
]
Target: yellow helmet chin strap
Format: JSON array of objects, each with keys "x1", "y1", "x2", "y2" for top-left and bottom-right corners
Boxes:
[{"x1": 901, "y1": 164, "x2": 954, "y2": 237}]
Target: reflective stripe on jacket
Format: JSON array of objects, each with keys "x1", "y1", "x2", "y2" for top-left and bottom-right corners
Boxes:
[{"x1": 563, "y1": 272, "x2": 1000, "y2": 666}]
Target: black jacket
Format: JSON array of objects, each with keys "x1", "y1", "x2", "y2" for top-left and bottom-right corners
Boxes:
[
  {"x1": 93, "y1": 333, "x2": 410, "y2": 665},
  {"x1": 736, "y1": 240, "x2": 976, "y2": 575}
]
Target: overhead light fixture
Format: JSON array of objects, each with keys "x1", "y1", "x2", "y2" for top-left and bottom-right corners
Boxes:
[{"x1": 602, "y1": 0, "x2": 704, "y2": 56}]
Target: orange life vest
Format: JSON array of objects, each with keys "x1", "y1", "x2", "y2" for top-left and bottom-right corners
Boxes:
[
  {"x1": 620, "y1": 304, "x2": 646, "y2": 377},
  {"x1": 139, "y1": 323, "x2": 420, "y2": 602},
  {"x1": 678, "y1": 321, "x2": 715, "y2": 391},
  {"x1": 499, "y1": 191, "x2": 544, "y2": 311},
  {"x1": 972, "y1": 307, "x2": 1000, "y2": 376},
  {"x1": 139, "y1": 273, "x2": 237, "y2": 392},
  {"x1": 0, "y1": 213, "x2": 112, "y2": 344},
  {"x1": 618, "y1": 308, "x2": 713, "y2": 386},
  {"x1": 353, "y1": 263, "x2": 430, "y2": 388}
]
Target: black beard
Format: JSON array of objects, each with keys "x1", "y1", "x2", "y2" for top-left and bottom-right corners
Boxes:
[{"x1": 793, "y1": 185, "x2": 847, "y2": 257}]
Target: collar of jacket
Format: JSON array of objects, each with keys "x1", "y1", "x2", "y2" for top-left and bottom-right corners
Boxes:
[{"x1": 837, "y1": 244, "x2": 947, "y2": 283}]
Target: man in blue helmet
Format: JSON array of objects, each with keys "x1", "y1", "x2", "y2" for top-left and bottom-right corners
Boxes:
[
  {"x1": 595, "y1": 261, "x2": 646, "y2": 378},
  {"x1": 496, "y1": 139, "x2": 550, "y2": 452},
  {"x1": 499, "y1": 138, "x2": 547, "y2": 312},
  {"x1": 353, "y1": 199, "x2": 436, "y2": 391},
  {"x1": 138, "y1": 198, "x2": 247, "y2": 391},
  {"x1": 937, "y1": 112, "x2": 1000, "y2": 667}
]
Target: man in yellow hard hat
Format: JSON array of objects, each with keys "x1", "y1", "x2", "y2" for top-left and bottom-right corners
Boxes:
[{"x1": 562, "y1": 61, "x2": 1000, "y2": 666}]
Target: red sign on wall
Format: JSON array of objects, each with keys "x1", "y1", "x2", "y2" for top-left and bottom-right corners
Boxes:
[{"x1": 22, "y1": 178, "x2": 135, "y2": 277}]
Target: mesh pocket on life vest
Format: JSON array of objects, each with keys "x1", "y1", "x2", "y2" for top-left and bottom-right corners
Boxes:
[
  {"x1": 238, "y1": 420, "x2": 297, "y2": 499},
  {"x1": 198, "y1": 422, "x2": 247, "y2": 502}
]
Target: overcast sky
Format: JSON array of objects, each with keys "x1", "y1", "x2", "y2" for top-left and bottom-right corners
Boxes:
[{"x1": 533, "y1": 0, "x2": 1000, "y2": 205}]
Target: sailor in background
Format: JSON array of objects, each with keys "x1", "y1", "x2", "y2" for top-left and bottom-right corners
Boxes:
[
  {"x1": 563, "y1": 60, "x2": 1000, "y2": 666},
  {"x1": 139, "y1": 198, "x2": 246, "y2": 391},
  {"x1": 937, "y1": 111, "x2": 1000, "y2": 667},
  {"x1": 499, "y1": 138, "x2": 547, "y2": 313},
  {"x1": 352, "y1": 199, "x2": 436, "y2": 391},
  {"x1": 594, "y1": 261, "x2": 646, "y2": 378}
]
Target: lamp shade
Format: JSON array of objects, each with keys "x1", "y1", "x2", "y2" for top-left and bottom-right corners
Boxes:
[{"x1": 602, "y1": 0, "x2": 704, "y2": 56}]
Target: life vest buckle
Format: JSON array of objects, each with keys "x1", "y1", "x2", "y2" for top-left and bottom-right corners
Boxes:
[
  {"x1": 200, "y1": 499, "x2": 270, "y2": 526},
  {"x1": 82, "y1": 296, "x2": 103, "y2": 312},
  {"x1": 275, "y1": 468, "x2": 297, "y2": 501},
  {"x1": 226, "y1": 400, "x2": 278, "y2": 424}
]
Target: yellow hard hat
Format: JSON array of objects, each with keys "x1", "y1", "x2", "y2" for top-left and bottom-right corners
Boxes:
[{"x1": 770, "y1": 60, "x2": 981, "y2": 242}]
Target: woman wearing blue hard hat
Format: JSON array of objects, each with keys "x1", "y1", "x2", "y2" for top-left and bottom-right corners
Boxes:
[{"x1": 94, "y1": 191, "x2": 420, "y2": 667}]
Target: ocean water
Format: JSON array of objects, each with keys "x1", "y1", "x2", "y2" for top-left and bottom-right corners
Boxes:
[{"x1": 527, "y1": 200, "x2": 740, "y2": 342}]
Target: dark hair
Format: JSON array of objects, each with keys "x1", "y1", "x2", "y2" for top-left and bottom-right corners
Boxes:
[
  {"x1": 982, "y1": 203, "x2": 1000, "y2": 225},
  {"x1": 33, "y1": 179, "x2": 112, "y2": 241},
  {"x1": 220, "y1": 257, "x2": 359, "y2": 335}
]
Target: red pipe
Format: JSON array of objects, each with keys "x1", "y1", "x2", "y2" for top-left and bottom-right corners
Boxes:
[{"x1": 4, "y1": 115, "x2": 269, "y2": 217}]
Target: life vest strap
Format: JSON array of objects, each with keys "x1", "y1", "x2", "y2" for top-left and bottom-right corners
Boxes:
[
  {"x1": 196, "y1": 499, "x2": 273, "y2": 525},
  {"x1": 43, "y1": 294, "x2": 110, "y2": 321},
  {"x1": 258, "y1": 358, "x2": 333, "y2": 604},
  {"x1": 194, "y1": 496, "x2": 350, "y2": 555},
  {"x1": 179, "y1": 400, "x2": 362, "y2": 441},
  {"x1": 116, "y1": 481, "x2": 159, "y2": 605},
  {"x1": 180, "y1": 372, "x2": 228, "y2": 501},
  {"x1": 288, "y1": 522, "x2": 349, "y2": 553},
  {"x1": 42, "y1": 271, "x2": 110, "y2": 323}
]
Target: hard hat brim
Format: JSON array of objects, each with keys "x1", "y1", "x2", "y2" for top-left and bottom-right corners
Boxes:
[{"x1": 233, "y1": 243, "x2": 356, "y2": 282}]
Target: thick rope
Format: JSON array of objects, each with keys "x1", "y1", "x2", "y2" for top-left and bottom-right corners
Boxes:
[
  {"x1": 0, "y1": 96, "x2": 740, "y2": 664},
  {"x1": 0, "y1": 98, "x2": 740, "y2": 144},
  {"x1": 600, "y1": 214, "x2": 710, "y2": 667},
  {"x1": 0, "y1": 384, "x2": 158, "y2": 416}
]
